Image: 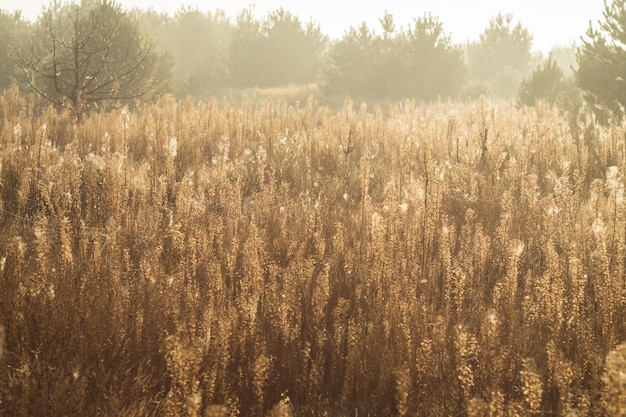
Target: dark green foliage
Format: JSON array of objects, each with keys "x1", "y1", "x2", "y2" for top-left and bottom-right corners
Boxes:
[
  {"x1": 518, "y1": 56, "x2": 565, "y2": 106},
  {"x1": 467, "y1": 13, "x2": 534, "y2": 98},
  {"x1": 226, "y1": 7, "x2": 262, "y2": 88},
  {"x1": 323, "y1": 22, "x2": 377, "y2": 98},
  {"x1": 400, "y1": 14, "x2": 467, "y2": 100},
  {"x1": 227, "y1": 8, "x2": 327, "y2": 88},
  {"x1": 323, "y1": 12, "x2": 466, "y2": 101},
  {"x1": 138, "y1": 7, "x2": 231, "y2": 97},
  {"x1": 576, "y1": 0, "x2": 626, "y2": 120},
  {"x1": 518, "y1": 56, "x2": 584, "y2": 117}
]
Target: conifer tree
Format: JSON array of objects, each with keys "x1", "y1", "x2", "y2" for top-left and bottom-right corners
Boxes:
[
  {"x1": 577, "y1": 0, "x2": 626, "y2": 119},
  {"x1": 518, "y1": 55, "x2": 564, "y2": 106}
]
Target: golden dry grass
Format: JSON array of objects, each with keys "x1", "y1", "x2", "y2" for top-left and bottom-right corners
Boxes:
[{"x1": 0, "y1": 87, "x2": 625, "y2": 416}]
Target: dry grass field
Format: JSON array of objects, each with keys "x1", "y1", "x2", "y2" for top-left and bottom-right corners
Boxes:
[{"x1": 1, "y1": 86, "x2": 626, "y2": 416}]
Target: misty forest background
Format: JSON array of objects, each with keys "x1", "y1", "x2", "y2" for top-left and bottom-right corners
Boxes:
[{"x1": 0, "y1": 2, "x2": 588, "y2": 111}]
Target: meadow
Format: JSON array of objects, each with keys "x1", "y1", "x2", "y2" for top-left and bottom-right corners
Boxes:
[{"x1": 0, "y1": 86, "x2": 625, "y2": 416}]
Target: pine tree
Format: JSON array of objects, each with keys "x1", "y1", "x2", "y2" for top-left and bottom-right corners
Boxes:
[
  {"x1": 577, "y1": 0, "x2": 626, "y2": 119},
  {"x1": 466, "y1": 13, "x2": 534, "y2": 98},
  {"x1": 518, "y1": 55, "x2": 564, "y2": 106}
]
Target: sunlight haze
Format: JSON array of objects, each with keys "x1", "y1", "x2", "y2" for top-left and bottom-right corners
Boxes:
[{"x1": 1, "y1": 0, "x2": 604, "y2": 52}]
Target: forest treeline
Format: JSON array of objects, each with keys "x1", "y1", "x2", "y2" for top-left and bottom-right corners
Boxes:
[{"x1": 0, "y1": 0, "x2": 625, "y2": 118}]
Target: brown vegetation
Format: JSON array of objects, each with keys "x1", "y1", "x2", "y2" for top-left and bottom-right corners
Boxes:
[{"x1": 0, "y1": 87, "x2": 625, "y2": 416}]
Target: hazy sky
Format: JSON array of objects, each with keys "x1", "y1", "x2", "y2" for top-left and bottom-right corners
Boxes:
[{"x1": 1, "y1": 0, "x2": 605, "y2": 52}]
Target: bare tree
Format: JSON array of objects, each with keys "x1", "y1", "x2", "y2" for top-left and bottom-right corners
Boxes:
[{"x1": 12, "y1": 0, "x2": 167, "y2": 119}]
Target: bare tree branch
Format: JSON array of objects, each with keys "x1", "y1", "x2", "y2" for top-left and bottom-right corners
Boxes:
[{"x1": 10, "y1": 0, "x2": 166, "y2": 120}]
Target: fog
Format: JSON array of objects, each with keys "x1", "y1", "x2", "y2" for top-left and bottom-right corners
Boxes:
[
  {"x1": 3, "y1": 0, "x2": 604, "y2": 52},
  {"x1": 0, "y1": 1, "x2": 605, "y2": 107}
]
